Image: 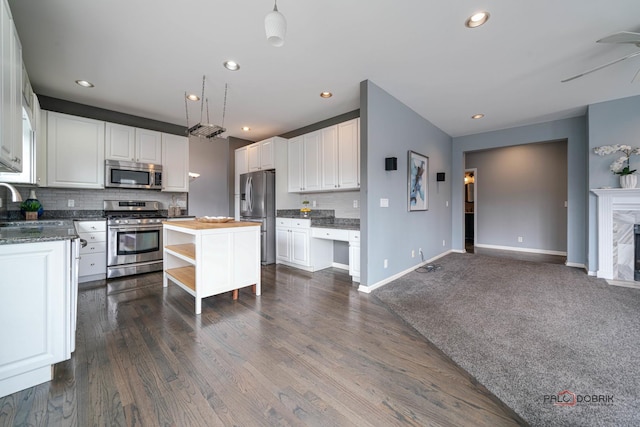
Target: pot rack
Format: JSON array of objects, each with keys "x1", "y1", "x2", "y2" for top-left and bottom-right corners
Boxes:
[{"x1": 185, "y1": 75, "x2": 227, "y2": 139}]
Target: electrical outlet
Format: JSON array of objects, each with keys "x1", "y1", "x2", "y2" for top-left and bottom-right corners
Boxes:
[
  {"x1": 412, "y1": 250, "x2": 415, "y2": 258},
  {"x1": 353, "y1": 199, "x2": 358, "y2": 208},
  {"x1": 312, "y1": 200, "x2": 317, "y2": 207},
  {"x1": 518, "y1": 236, "x2": 524, "y2": 243},
  {"x1": 384, "y1": 259, "x2": 388, "y2": 268},
  {"x1": 442, "y1": 240, "x2": 446, "y2": 246},
  {"x1": 67, "y1": 199, "x2": 74, "y2": 208},
  {"x1": 446, "y1": 200, "x2": 449, "y2": 207}
]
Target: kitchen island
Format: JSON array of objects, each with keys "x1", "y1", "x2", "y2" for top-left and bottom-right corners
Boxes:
[{"x1": 163, "y1": 220, "x2": 261, "y2": 314}]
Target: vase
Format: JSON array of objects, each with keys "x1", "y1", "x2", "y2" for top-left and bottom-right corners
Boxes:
[
  {"x1": 21, "y1": 189, "x2": 44, "y2": 219},
  {"x1": 620, "y1": 175, "x2": 638, "y2": 189}
]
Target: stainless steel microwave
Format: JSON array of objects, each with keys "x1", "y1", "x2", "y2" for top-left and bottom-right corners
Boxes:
[{"x1": 105, "y1": 160, "x2": 162, "y2": 190}]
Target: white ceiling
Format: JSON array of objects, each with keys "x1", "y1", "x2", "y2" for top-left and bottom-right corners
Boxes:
[{"x1": 8, "y1": 0, "x2": 640, "y2": 142}]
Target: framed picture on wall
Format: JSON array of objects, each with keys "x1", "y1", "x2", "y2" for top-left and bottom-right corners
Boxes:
[{"x1": 408, "y1": 150, "x2": 428, "y2": 211}]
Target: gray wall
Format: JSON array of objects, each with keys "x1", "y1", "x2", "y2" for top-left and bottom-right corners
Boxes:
[
  {"x1": 452, "y1": 117, "x2": 588, "y2": 267},
  {"x1": 465, "y1": 141, "x2": 568, "y2": 252},
  {"x1": 188, "y1": 136, "x2": 230, "y2": 217},
  {"x1": 361, "y1": 80, "x2": 452, "y2": 287},
  {"x1": 587, "y1": 94, "x2": 640, "y2": 273}
]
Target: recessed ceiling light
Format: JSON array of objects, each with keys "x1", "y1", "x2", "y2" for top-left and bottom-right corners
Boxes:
[
  {"x1": 465, "y1": 11, "x2": 490, "y2": 28},
  {"x1": 186, "y1": 93, "x2": 200, "y2": 101},
  {"x1": 223, "y1": 61, "x2": 240, "y2": 71},
  {"x1": 242, "y1": 126, "x2": 251, "y2": 131},
  {"x1": 75, "y1": 80, "x2": 94, "y2": 88},
  {"x1": 320, "y1": 91, "x2": 333, "y2": 98},
  {"x1": 471, "y1": 113, "x2": 485, "y2": 119}
]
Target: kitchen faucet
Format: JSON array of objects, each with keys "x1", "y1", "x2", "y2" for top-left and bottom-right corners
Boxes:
[{"x1": 0, "y1": 183, "x2": 23, "y2": 202}]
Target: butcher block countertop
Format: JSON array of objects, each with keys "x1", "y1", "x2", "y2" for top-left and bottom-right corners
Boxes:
[{"x1": 162, "y1": 220, "x2": 260, "y2": 230}]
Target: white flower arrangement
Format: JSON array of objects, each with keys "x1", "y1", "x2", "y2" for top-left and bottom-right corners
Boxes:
[{"x1": 593, "y1": 144, "x2": 640, "y2": 176}]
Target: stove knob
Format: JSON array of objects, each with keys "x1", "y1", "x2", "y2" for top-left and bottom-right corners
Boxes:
[
  {"x1": 123, "y1": 220, "x2": 129, "y2": 224},
  {"x1": 115, "y1": 220, "x2": 120, "y2": 224},
  {"x1": 137, "y1": 219, "x2": 142, "y2": 224}
]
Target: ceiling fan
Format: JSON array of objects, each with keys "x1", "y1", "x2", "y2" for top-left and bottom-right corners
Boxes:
[{"x1": 561, "y1": 31, "x2": 640, "y2": 83}]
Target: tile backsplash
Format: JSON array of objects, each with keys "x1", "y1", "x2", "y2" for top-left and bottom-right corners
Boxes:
[
  {"x1": 297, "y1": 190, "x2": 360, "y2": 218},
  {"x1": 4, "y1": 186, "x2": 187, "y2": 212}
]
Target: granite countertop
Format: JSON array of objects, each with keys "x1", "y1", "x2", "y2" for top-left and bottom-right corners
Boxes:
[
  {"x1": 0, "y1": 220, "x2": 79, "y2": 245},
  {"x1": 311, "y1": 222, "x2": 360, "y2": 231}
]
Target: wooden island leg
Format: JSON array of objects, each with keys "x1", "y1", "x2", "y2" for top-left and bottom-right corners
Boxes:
[{"x1": 232, "y1": 289, "x2": 239, "y2": 300}]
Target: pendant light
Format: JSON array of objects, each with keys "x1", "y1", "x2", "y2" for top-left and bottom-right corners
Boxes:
[{"x1": 265, "y1": 0, "x2": 286, "y2": 47}]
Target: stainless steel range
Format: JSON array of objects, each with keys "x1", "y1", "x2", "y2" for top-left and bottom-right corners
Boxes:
[{"x1": 105, "y1": 200, "x2": 166, "y2": 279}]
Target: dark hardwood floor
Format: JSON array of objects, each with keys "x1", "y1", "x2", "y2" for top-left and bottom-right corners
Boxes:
[{"x1": 0, "y1": 265, "x2": 526, "y2": 426}]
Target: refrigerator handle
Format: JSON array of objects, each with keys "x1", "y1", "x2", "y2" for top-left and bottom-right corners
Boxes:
[{"x1": 246, "y1": 176, "x2": 253, "y2": 212}]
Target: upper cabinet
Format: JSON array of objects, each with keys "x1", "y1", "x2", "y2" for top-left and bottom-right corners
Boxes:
[
  {"x1": 0, "y1": 0, "x2": 23, "y2": 172},
  {"x1": 287, "y1": 118, "x2": 360, "y2": 193},
  {"x1": 161, "y1": 133, "x2": 189, "y2": 192},
  {"x1": 248, "y1": 137, "x2": 275, "y2": 171},
  {"x1": 105, "y1": 124, "x2": 162, "y2": 164},
  {"x1": 235, "y1": 146, "x2": 248, "y2": 194},
  {"x1": 337, "y1": 118, "x2": 360, "y2": 189},
  {"x1": 47, "y1": 112, "x2": 105, "y2": 189}
]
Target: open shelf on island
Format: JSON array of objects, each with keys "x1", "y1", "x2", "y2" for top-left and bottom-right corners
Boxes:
[
  {"x1": 165, "y1": 266, "x2": 196, "y2": 291},
  {"x1": 165, "y1": 243, "x2": 195, "y2": 260}
]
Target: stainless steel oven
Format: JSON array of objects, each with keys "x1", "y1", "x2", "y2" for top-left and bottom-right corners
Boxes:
[{"x1": 105, "y1": 200, "x2": 166, "y2": 278}]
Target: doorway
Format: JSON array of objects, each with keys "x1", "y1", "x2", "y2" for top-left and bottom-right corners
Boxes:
[{"x1": 464, "y1": 169, "x2": 477, "y2": 253}]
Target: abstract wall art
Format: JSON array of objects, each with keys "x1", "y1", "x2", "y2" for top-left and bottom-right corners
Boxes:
[{"x1": 408, "y1": 150, "x2": 428, "y2": 211}]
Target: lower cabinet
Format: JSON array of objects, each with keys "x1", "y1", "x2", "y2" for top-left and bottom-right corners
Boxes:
[
  {"x1": 275, "y1": 218, "x2": 332, "y2": 272},
  {"x1": 348, "y1": 231, "x2": 360, "y2": 283},
  {"x1": 0, "y1": 240, "x2": 72, "y2": 398},
  {"x1": 75, "y1": 220, "x2": 107, "y2": 282}
]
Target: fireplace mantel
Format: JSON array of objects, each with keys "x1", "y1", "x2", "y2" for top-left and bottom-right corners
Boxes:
[{"x1": 591, "y1": 188, "x2": 640, "y2": 281}]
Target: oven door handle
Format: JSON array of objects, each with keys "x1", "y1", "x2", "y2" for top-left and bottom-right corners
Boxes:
[{"x1": 109, "y1": 225, "x2": 162, "y2": 232}]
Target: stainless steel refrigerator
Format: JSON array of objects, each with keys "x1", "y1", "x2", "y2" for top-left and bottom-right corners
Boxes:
[{"x1": 240, "y1": 170, "x2": 276, "y2": 265}]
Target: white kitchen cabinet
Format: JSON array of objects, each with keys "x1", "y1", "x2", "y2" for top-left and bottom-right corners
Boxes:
[
  {"x1": 47, "y1": 112, "x2": 105, "y2": 189},
  {"x1": 303, "y1": 131, "x2": 322, "y2": 192},
  {"x1": 287, "y1": 118, "x2": 360, "y2": 193},
  {"x1": 248, "y1": 137, "x2": 275, "y2": 172},
  {"x1": 35, "y1": 98, "x2": 47, "y2": 186},
  {"x1": 105, "y1": 124, "x2": 162, "y2": 164},
  {"x1": 287, "y1": 136, "x2": 304, "y2": 192},
  {"x1": 338, "y1": 118, "x2": 360, "y2": 189},
  {"x1": 135, "y1": 128, "x2": 162, "y2": 164},
  {"x1": 348, "y1": 230, "x2": 360, "y2": 283},
  {"x1": 161, "y1": 133, "x2": 189, "y2": 192},
  {"x1": 235, "y1": 146, "x2": 248, "y2": 194},
  {"x1": 320, "y1": 125, "x2": 338, "y2": 190},
  {"x1": 75, "y1": 219, "x2": 106, "y2": 282},
  {"x1": 275, "y1": 217, "x2": 332, "y2": 272},
  {"x1": 0, "y1": 240, "x2": 72, "y2": 398},
  {"x1": 0, "y1": 0, "x2": 23, "y2": 172}
]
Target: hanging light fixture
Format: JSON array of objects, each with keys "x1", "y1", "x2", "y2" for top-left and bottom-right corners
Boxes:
[{"x1": 265, "y1": 0, "x2": 286, "y2": 47}]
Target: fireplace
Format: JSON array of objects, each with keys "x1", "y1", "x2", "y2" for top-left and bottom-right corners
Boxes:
[{"x1": 591, "y1": 188, "x2": 640, "y2": 284}]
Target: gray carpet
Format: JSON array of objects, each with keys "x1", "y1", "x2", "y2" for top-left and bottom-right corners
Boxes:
[{"x1": 372, "y1": 253, "x2": 640, "y2": 427}]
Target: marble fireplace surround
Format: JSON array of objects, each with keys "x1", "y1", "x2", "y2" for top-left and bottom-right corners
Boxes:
[{"x1": 592, "y1": 188, "x2": 640, "y2": 285}]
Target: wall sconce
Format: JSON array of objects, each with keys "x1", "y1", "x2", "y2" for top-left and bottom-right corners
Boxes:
[
  {"x1": 188, "y1": 172, "x2": 201, "y2": 181},
  {"x1": 385, "y1": 157, "x2": 397, "y2": 171}
]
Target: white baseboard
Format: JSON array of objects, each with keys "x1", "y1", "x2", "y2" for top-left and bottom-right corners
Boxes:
[
  {"x1": 474, "y1": 243, "x2": 567, "y2": 256},
  {"x1": 587, "y1": 270, "x2": 597, "y2": 276},
  {"x1": 451, "y1": 249, "x2": 465, "y2": 254},
  {"x1": 358, "y1": 250, "x2": 453, "y2": 293},
  {"x1": 331, "y1": 262, "x2": 349, "y2": 271},
  {"x1": 565, "y1": 262, "x2": 586, "y2": 270}
]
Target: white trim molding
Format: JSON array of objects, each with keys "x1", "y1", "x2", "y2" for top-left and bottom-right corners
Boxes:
[
  {"x1": 474, "y1": 243, "x2": 566, "y2": 256},
  {"x1": 358, "y1": 250, "x2": 452, "y2": 293}
]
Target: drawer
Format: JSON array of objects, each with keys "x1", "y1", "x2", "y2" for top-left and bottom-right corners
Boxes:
[
  {"x1": 80, "y1": 241, "x2": 106, "y2": 255},
  {"x1": 75, "y1": 220, "x2": 106, "y2": 233},
  {"x1": 311, "y1": 228, "x2": 349, "y2": 241},
  {"x1": 79, "y1": 252, "x2": 107, "y2": 276},
  {"x1": 276, "y1": 218, "x2": 310, "y2": 228},
  {"x1": 349, "y1": 231, "x2": 360, "y2": 242},
  {"x1": 80, "y1": 231, "x2": 106, "y2": 243}
]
